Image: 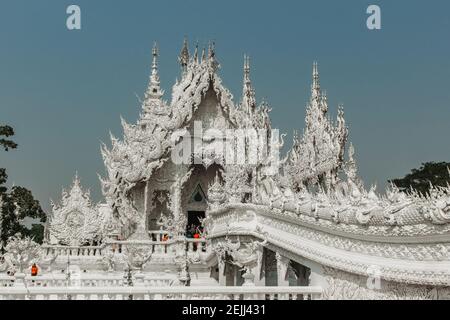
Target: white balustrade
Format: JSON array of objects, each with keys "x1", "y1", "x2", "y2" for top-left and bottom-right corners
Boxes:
[
  {"x1": 43, "y1": 245, "x2": 105, "y2": 257},
  {"x1": 0, "y1": 275, "x2": 15, "y2": 287},
  {"x1": 148, "y1": 230, "x2": 172, "y2": 243},
  {"x1": 186, "y1": 238, "x2": 207, "y2": 253},
  {"x1": 0, "y1": 274, "x2": 173, "y2": 288},
  {"x1": 0, "y1": 285, "x2": 322, "y2": 300},
  {"x1": 41, "y1": 236, "x2": 208, "y2": 259}
]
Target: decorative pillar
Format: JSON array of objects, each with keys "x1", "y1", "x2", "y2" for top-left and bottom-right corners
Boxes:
[
  {"x1": 242, "y1": 267, "x2": 256, "y2": 287},
  {"x1": 254, "y1": 246, "x2": 265, "y2": 286},
  {"x1": 218, "y1": 259, "x2": 226, "y2": 286},
  {"x1": 276, "y1": 252, "x2": 290, "y2": 286},
  {"x1": 143, "y1": 181, "x2": 149, "y2": 232},
  {"x1": 172, "y1": 183, "x2": 181, "y2": 222},
  {"x1": 130, "y1": 182, "x2": 150, "y2": 240},
  {"x1": 135, "y1": 272, "x2": 145, "y2": 287},
  {"x1": 14, "y1": 273, "x2": 27, "y2": 288}
]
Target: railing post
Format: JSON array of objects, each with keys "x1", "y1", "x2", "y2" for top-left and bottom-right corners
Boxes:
[
  {"x1": 135, "y1": 273, "x2": 145, "y2": 287},
  {"x1": 13, "y1": 273, "x2": 27, "y2": 288}
]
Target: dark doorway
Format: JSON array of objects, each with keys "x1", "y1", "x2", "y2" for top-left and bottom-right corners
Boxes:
[
  {"x1": 186, "y1": 211, "x2": 205, "y2": 238},
  {"x1": 264, "y1": 248, "x2": 278, "y2": 286},
  {"x1": 288, "y1": 261, "x2": 311, "y2": 286}
]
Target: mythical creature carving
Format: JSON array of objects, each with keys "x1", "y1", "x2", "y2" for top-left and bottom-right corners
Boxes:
[
  {"x1": 322, "y1": 266, "x2": 446, "y2": 300},
  {"x1": 4, "y1": 234, "x2": 41, "y2": 273},
  {"x1": 212, "y1": 231, "x2": 268, "y2": 286},
  {"x1": 412, "y1": 184, "x2": 450, "y2": 224},
  {"x1": 101, "y1": 250, "x2": 117, "y2": 272},
  {"x1": 122, "y1": 245, "x2": 153, "y2": 271},
  {"x1": 207, "y1": 172, "x2": 226, "y2": 210}
]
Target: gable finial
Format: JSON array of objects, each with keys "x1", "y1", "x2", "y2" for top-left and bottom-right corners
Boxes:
[
  {"x1": 179, "y1": 36, "x2": 190, "y2": 76},
  {"x1": 144, "y1": 42, "x2": 163, "y2": 102},
  {"x1": 74, "y1": 171, "x2": 80, "y2": 187},
  {"x1": 311, "y1": 61, "x2": 321, "y2": 100},
  {"x1": 152, "y1": 42, "x2": 159, "y2": 71},
  {"x1": 201, "y1": 46, "x2": 206, "y2": 63},
  {"x1": 242, "y1": 54, "x2": 256, "y2": 114},
  {"x1": 193, "y1": 41, "x2": 199, "y2": 64}
]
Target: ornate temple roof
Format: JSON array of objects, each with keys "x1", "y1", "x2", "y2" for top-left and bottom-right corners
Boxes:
[
  {"x1": 98, "y1": 40, "x2": 272, "y2": 226},
  {"x1": 48, "y1": 174, "x2": 103, "y2": 246},
  {"x1": 49, "y1": 40, "x2": 450, "y2": 245}
]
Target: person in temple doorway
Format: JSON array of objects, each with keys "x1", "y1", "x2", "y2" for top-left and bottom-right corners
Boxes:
[
  {"x1": 187, "y1": 224, "x2": 196, "y2": 238},
  {"x1": 31, "y1": 263, "x2": 39, "y2": 277}
]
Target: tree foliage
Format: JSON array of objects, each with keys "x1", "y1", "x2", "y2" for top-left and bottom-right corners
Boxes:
[
  {"x1": 0, "y1": 125, "x2": 46, "y2": 247},
  {"x1": 389, "y1": 162, "x2": 450, "y2": 196},
  {"x1": 0, "y1": 125, "x2": 18, "y2": 151},
  {"x1": 1, "y1": 186, "x2": 46, "y2": 245}
]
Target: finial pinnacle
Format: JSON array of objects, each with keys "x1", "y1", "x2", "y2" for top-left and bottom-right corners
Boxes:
[
  {"x1": 242, "y1": 53, "x2": 256, "y2": 114},
  {"x1": 193, "y1": 42, "x2": 199, "y2": 63},
  {"x1": 152, "y1": 42, "x2": 158, "y2": 57},
  {"x1": 311, "y1": 61, "x2": 321, "y2": 100},
  {"x1": 143, "y1": 40, "x2": 164, "y2": 106},
  {"x1": 152, "y1": 42, "x2": 159, "y2": 72},
  {"x1": 201, "y1": 46, "x2": 206, "y2": 63},
  {"x1": 179, "y1": 37, "x2": 190, "y2": 75},
  {"x1": 244, "y1": 54, "x2": 250, "y2": 74},
  {"x1": 73, "y1": 171, "x2": 81, "y2": 187}
]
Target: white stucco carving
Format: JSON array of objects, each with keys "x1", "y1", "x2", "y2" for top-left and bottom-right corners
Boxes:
[
  {"x1": 32, "y1": 40, "x2": 450, "y2": 299},
  {"x1": 48, "y1": 174, "x2": 103, "y2": 246}
]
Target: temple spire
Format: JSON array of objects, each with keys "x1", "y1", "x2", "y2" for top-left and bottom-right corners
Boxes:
[
  {"x1": 244, "y1": 54, "x2": 250, "y2": 84},
  {"x1": 193, "y1": 42, "x2": 199, "y2": 64},
  {"x1": 201, "y1": 47, "x2": 206, "y2": 63},
  {"x1": 152, "y1": 42, "x2": 158, "y2": 75},
  {"x1": 73, "y1": 171, "x2": 81, "y2": 189},
  {"x1": 141, "y1": 42, "x2": 164, "y2": 117},
  {"x1": 311, "y1": 61, "x2": 321, "y2": 100},
  {"x1": 145, "y1": 42, "x2": 163, "y2": 101},
  {"x1": 207, "y1": 41, "x2": 219, "y2": 72},
  {"x1": 208, "y1": 41, "x2": 215, "y2": 58},
  {"x1": 179, "y1": 37, "x2": 190, "y2": 76},
  {"x1": 242, "y1": 54, "x2": 256, "y2": 114}
]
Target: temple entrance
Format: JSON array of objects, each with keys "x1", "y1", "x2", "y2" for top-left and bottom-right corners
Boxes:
[
  {"x1": 186, "y1": 211, "x2": 205, "y2": 238},
  {"x1": 181, "y1": 163, "x2": 223, "y2": 237},
  {"x1": 264, "y1": 248, "x2": 278, "y2": 286},
  {"x1": 263, "y1": 248, "x2": 311, "y2": 287}
]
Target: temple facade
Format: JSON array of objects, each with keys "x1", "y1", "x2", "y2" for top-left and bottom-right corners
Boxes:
[{"x1": 37, "y1": 40, "x2": 450, "y2": 299}]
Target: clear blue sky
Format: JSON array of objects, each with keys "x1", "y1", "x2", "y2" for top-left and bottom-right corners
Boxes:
[{"x1": 1, "y1": 0, "x2": 449, "y2": 212}]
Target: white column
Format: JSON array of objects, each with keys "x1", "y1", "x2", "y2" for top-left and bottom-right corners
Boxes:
[
  {"x1": 135, "y1": 272, "x2": 145, "y2": 287},
  {"x1": 143, "y1": 180, "x2": 149, "y2": 226},
  {"x1": 218, "y1": 260, "x2": 226, "y2": 286},
  {"x1": 276, "y1": 252, "x2": 290, "y2": 286},
  {"x1": 254, "y1": 246, "x2": 265, "y2": 286},
  {"x1": 133, "y1": 182, "x2": 150, "y2": 239},
  {"x1": 14, "y1": 273, "x2": 27, "y2": 288}
]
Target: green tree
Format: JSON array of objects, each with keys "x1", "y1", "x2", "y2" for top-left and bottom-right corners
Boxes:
[
  {"x1": 389, "y1": 162, "x2": 450, "y2": 196},
  {"x1": 0, "y1": 125, "x2": 17, "y2": 194},
  {"x1": 0, "y1": 125, "x2": 18, "y2": 151},
  {"x1": 0, "y1": 125, "x2": 46, "y2": 247}
]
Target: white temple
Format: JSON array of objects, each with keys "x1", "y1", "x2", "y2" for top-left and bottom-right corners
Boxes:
[{"x1": 1, "y1": 40, "x2": 449, "y2": 300}]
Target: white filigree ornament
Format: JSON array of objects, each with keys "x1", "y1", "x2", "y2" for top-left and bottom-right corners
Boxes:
[{"x1": 49, "y1": 175, "x2": 102, "y2": 246}]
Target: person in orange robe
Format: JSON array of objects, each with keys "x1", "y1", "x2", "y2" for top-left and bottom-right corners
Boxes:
[{"x1": 31, "y1": 263, "x2": 38, "y2": 277}]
